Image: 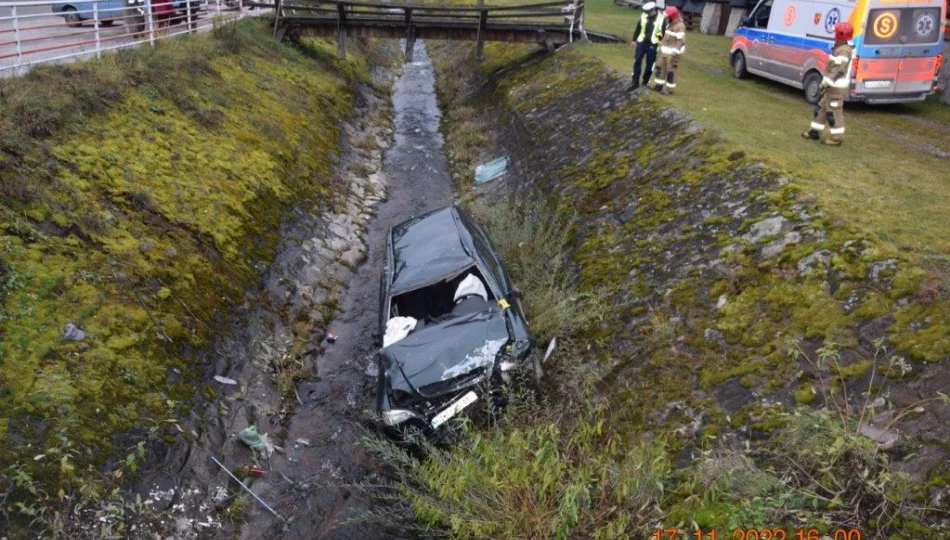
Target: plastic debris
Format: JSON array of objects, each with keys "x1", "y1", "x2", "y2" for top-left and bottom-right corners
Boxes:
[
  {"x1": 543, "y1": 337, "x2": 557, "y2": 365},
  {"x1": 212, "y1": 486, "x2": 229, "y2": 503},
  {"x1": 62, "y1": 323, "x2": 86, "y2": 341},
  {"x1": 326, "y1": 332, "x2": 339, "y2": 344},
  {"x1": 239, "y1": 426, "x2": 274, "y2": 458},
  {"x1": 240, "y1": 465, "x2": 267, "y2": 477},
  {"x1": 210, "y1": 456, "x2": 286, "y2": 522},
  {"x1": 214, "y1": 376, "x2": 238, "y2": 385},
  {"x1": 474, "y1": 156, "x2": 510, "y2": 185}
]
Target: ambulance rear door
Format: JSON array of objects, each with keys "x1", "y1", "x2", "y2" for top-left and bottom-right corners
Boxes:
[{"x1": 857, "y1": 0, "x2": 943, "y2": 101}]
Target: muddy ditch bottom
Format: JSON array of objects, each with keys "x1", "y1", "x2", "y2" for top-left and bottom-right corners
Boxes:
[{"x1": 236, "y1": 41, "x2": 455, "y2": 539}]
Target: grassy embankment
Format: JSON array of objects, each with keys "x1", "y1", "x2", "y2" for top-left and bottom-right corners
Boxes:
[
  {"x1": 485, "y1": 0, "x2": 950, "y2": 275},
  {"x1": 579, "y1": 0, "x2": 950, "y2": 271},
  {"x1": 0, "y1": 21, "x2": 371, "y2": 531},
  {"x1": 367, "y1": 26, "x2": 950, "y2": 540}
]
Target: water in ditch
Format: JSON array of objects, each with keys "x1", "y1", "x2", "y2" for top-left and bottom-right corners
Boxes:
[{"x1": 238, "y1": 40, "x2": 455, "y2": 539}]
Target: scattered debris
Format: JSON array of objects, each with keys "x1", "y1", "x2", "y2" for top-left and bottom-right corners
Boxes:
[
  {"x1": 212, "y1": 486, "x2": 229, "y2": 504},
  {"x1": 239, "y1": 425, "x2": 274, "y2": 458},
  {"x1": 326, "y1": 332, "x2": 339, "y2": 344},
  {"x1": 210, "y1": 455, "x2": 286, "y2": 522},
  {"x1": 213, "y1": 375, "x2": 238, "y2": 385},
  {"x1": 240, "y1": 465, "x2": 267, "y2": 477},
  {"x1": 62, "y1": 322, "x2": 86, "y2": 341},
  {"x1": 474, "y1": 156, "x2": 510, "y2": 185},
  {"x1": 295, "y1": 438, "x2": 311, "y2": 447},
  {"x1": 543, "y1": 337, "x2": 557, "y2": 364}
]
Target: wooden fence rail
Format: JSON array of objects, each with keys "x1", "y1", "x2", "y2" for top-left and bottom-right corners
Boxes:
[{"x1": 245, "y1": 0, "x2": 623, "y2": 60}]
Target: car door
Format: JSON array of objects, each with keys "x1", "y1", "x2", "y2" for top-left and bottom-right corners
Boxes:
[
  {"x1": 764, "y1": 0, "x2": 806, "y2": 83},
  {"x1": 745, "y1": 0, "x2": 775, "y2": 73}
]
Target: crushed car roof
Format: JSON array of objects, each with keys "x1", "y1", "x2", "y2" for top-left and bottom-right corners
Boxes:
[{"x1": 389, "y1": 206, "x2": 476, "y2": 295}]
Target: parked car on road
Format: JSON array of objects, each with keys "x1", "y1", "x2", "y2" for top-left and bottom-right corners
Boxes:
[
  {"x1": 52, "y1": 0, "x2": 202, "y2": 28},
  {"x1": 53, "y1": 0, "x2": 126, "y2": 26},
  {"x1": 375, "y1": 205, "x2": 536, "y2": 437}
]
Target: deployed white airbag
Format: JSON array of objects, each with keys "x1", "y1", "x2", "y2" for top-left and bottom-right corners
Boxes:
[{"x1": 384, "y1": 316, "x2": 418, "y2": 347}]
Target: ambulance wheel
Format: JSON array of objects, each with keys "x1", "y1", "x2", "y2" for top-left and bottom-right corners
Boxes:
[
  {"x1": 803, "y1": 71, "x2": 823, "y2": 105},
  {"x1": 732, "y1": 51, "x2": 748, "y2": 79}
]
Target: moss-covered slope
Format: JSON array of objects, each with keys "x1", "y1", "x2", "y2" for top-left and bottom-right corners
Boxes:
[
  {"x1": 0, "y1": 23, "x2": 365, "y2": 506},
  {"x1": 424, "y1": 42, "x2": 950, "y2": 536}
]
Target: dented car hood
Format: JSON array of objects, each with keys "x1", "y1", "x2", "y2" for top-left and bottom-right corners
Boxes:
[{"x1": 381, "y1": 309, "x2": 509, "y2": 396}]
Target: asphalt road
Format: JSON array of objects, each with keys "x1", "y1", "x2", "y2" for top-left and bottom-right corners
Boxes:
[{"x1": 0, "y1": 0, "x2": 252, "y2": 74}]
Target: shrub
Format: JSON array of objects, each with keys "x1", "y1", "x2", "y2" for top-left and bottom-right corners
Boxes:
[{"x1": 466, "y1": 197, "x2": 611, "y2": 341}]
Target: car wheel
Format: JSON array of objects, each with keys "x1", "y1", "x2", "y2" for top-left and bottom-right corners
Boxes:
[
  {"x1": 732, "y1": 51, "x2": 748, "y2": 80},
  {"x1": 803, "y1": 71, "x2": 823, "y2": 105},
  {"x1": 62, "y1": 6, "x2": 82, "y2": 27}
]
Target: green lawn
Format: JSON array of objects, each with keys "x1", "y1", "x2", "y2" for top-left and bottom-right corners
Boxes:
[{"x1": 495, "y1": 0, "x2": 950, "y2": 264}]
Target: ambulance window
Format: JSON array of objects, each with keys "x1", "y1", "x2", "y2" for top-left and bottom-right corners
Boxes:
[
  {"x1": 750, "y1": 0, "x2": 773, "y2": 29},
  {"x1": 865, "y1": 8, "x2": 941, "y2": 45}
]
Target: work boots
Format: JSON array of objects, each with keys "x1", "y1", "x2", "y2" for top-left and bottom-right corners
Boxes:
[
  {"x1": 801, "y1": 129, "x2": 821, "y2": 140},
  {"x1": 823, "y1": 137, "x2": 843, "y2": 146}
]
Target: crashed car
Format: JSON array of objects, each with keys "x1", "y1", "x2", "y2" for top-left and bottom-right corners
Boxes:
[{"x1": 375, "y1": 205, "x2": 536, "y2": 435}]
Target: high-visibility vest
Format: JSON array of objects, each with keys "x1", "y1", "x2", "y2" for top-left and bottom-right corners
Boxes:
[{"x1": 637, "y1": 13, "x2": 664, "y2": 45}]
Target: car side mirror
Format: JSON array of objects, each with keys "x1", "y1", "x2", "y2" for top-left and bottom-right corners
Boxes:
[
  {"x1": 508, "y1": 287, "x2": 523, "y2": 300},
  {"x1": 741, "y1": 16, "x2": 751, "y2": 27}
]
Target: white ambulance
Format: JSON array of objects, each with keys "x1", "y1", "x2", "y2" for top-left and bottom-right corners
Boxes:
[{"x1": 730, "y1": 0, "x2": 945, "y2": 103}]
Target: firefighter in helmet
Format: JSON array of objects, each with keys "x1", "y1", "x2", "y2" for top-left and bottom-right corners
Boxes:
[
  {"x1": 802, "y1": 22, "x2": 855, "y2": 146},
  {"x1": 652, "y1": 6, "x2": 686, "y2": 95},
  {"x1": 627, "y1": 2, "x2": 664, "y2": 91}
]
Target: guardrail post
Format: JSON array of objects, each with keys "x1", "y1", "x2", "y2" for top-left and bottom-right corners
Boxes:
[
  {"x1": 12, "y1": 6, "x2": 23, "y2": 71},
  {"x1": 475, "y1": 0, "x2": 486, "y2": 61},
  {"x1": 93, "y1": 0, "x2": 102, "y2": 58},
  {"x1": 145, "y1": 0, "x2": 155, "y2": 45},
  {"x1": 186, "y1": 0, "x2": 192, "y2": 31}
]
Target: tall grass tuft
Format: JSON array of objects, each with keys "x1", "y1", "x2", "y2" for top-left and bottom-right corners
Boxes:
[{"x1": 466, "y1": 197, "x2": 611, "y2": 341}]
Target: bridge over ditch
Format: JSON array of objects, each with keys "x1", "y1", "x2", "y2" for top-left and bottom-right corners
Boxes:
[{"x1": 252, "y1": 0, "x2": 623, "y2": 60}]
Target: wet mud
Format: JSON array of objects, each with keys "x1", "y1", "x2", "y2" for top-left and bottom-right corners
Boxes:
[
  {"x1": 239, "y1": 39, "x2": 455, "y2": 540},
  {"x1": 124, "y1": 40, "x2": 454, "y2": 540}
]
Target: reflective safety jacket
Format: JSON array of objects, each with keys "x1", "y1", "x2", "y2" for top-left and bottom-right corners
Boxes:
[
  {"x1": 823, "y1": 41, "x2": 854, "y2": 90},
  {"x1": 659, "y1": 19, "x2": 686, "y2": 56},
  {"x1": 635, "y1": 12, "x2": 664, "y2": 45}
]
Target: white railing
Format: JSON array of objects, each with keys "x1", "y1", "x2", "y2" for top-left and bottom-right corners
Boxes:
[{"x1": 0, "y1": 0, "x2": 265, "y2": 75}]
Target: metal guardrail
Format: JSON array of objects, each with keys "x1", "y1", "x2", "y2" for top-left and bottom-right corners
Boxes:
[{"x1": 0, "y1": 0, "x2": 265, "y2": 74}]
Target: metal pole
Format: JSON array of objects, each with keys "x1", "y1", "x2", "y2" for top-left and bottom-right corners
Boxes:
[
  {"x1": 186, "y1": 0, "x2": 192, "y2": 31},
  {"x1": 273, "y1": 0, "x2": 282, "y2": 36},
  {"x1": 145, "y1": 0, "x2": 155, "y2": 45},
  {"x1": 210, "y1": 456, "x2": 286, "y2": 522},
  {"x1": 93, "y1": 0, "x2": 102, "y2": 58},
  {"x1": 475, "y1": 0, "x2": 486, "y2": 61},
  {"x1": 12, "y1": 6, "x2": 23, "y2": 70}
]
